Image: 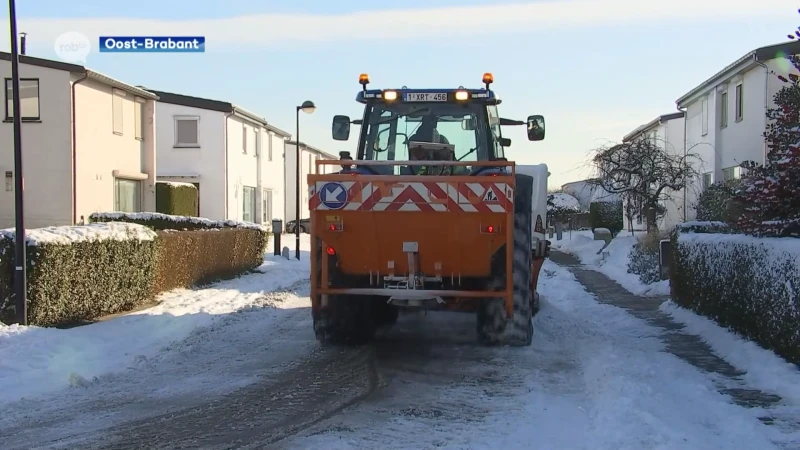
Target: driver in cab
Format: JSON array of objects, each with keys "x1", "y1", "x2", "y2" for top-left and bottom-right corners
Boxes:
[
  {"x1": 409, "y1": 116, "x2": 450, "y2": 144},
  {"x1": 406, "y1": 115, "x2": 468, "y2": 175}
]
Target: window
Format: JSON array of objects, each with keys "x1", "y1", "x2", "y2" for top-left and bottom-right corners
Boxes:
[
  {"x1": 254, "y1": 129, "x2": 260, "y2": 156},
  {"x1": 702, "y1": 172, "x2": 713, "y2": 191},
  {"x1": 242, "y1": 125, "x2": 247, "y2": 153},
  {"x1": 114, "y1": 178, "x2": 141, "y2": 212},
  {"x1": 242, "y1": 186, "x2": 256, "y2": 222},
  {"x1": 360, "y1": 102, "x2": 490, "y2": 172},
  {"x1": 308, "y1": 153, "x2": 314, "y2": 174},
  {"x1": 112, "y1": 89, "x2": 124, "y2": 135},
  {"x1": 735, "y1": 83, "x2": 743, "y2": 122},
  {"x1": 174, "y1": 116, "x2": 199, "y2": 147},
  {"x1": 722, "y1": 166, "x2": 741, "y2": 181},
  {"x1": 262, "y1": 189, "x2": 273, "y2": 223},
  {"x1": 267, "y1": 133, "x2": 273, "y2": 161},
  {"x1": 701, "y1": 97, "x2": 708, "y2": 136},
  {"x1": 4, "y1": 78, "x2": 39, "y2": 120},
  {"x1": 134, "y1": 97, "x2": 144, "y2": 140},
  {"x1": 720, "y1": 91, "x2": 728, "y2": 128}
]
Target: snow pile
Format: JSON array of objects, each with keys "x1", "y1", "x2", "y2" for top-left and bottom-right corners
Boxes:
[
  {"x1": 550, "y1": 229, "x2": 669, "y2": 296},
  {"x1": 548, "y1": 192, "x2": 580, "y2": 211},
  {"x1": 90, "y1": 212, "x2": 268, "y2": 231},
  {"x1": 0, "y1": 235, "x2": 311, "y2": 407},
  {"x1": 0, "y1": 222, "x2": 156, "y2": 247}
]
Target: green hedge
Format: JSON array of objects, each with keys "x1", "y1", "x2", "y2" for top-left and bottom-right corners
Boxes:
[
  {"x1": 1, "y1": 213, "x2": 271, "y2": 327},
  {"x1": 0, "y1": 223, "x2": 158, "y2": 326},
  {"x1": 156, "y1": 182, "x2": 198, "y2": 217},
  {"x1": 670, "y1": 224, "x2": 800, "y2": 364},
  {"x1": 589, "y1": 201, "x2": 623, "y2": 236}
]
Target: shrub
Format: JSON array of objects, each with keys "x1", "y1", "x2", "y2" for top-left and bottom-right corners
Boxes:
[
  {"x1": 695, "y1": 180, "x2": 741, "y2": 223},
  {"x1": 156, "y1": 182, "x2": 198, "y2": 217},
  {"x1": 92, "y1": 211, "x2": 269, "y2": 289},
  {"x1": 670, "y1": 229, "x2": 800, "y2": 364},
  {"x1": 0, "y1": 223, "x2": 158, "y2": 326},
  {"x1": 627, "y1": 232, "x2": 664, "y2": 285},
  {"x1": 153, "y1": 228, "x2": 267, "y2": 292},
  {"x1": 589, "y1": 201, "x2": 623, "y2": 236}
]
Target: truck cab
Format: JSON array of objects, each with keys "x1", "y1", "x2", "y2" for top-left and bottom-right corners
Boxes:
[{"x1": 329, "y1": 73, "x2": 545, "y2": 176}]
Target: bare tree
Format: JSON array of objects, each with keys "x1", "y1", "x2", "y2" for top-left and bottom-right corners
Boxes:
[{"x1": 588, "y1": 138, "x2": 698, "y2": 233}]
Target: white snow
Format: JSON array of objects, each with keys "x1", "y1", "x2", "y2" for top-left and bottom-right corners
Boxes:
[
  {"x1": 0, "y1": 222, "x2": 156, "y2": 247},
  {"x1": 549, "y1": 192, "x2": 581, "y2": 211},
  {"x1": 90, "y1": 211, "x2": 269, "y2": 231},
  {"x1": 0, "y1": 235, "x2": 310, "y2": 407},
  {"x1": 286, "y1": 260, "x2": 795, "y2": 449},
  {"x1": 660, "y1": 301, "x2": 800, "y2": 404},
  {"x1": 550, "y1": 229, "x2": 669, "y2": 296},
  {"x1": 159, "y1": 181, "x2": 197, "y2": 189}
]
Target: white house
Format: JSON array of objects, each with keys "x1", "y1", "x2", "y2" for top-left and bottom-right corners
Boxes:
[
  {"x1": 285, "y1": 141, "x2": 337, "y2": 224},
  {"x1": 0, "y1": 53, "x2": 157, "y2": 229},
  {"x1": 147, "y1": 89, "x2": 291, "y2": 227},
  {"x1": 621, "y1": 111, "x2": 686, "y2": 231},
  {"x1": 560, "y1": 179, "x2": 620, "y2": 212},
  {"x1": 676, "y1": 40, "x2": 800, "y2": 221}
]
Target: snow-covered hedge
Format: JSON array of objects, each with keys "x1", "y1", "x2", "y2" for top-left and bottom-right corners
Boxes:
[
  {"x1": 0, "y1": 223, "x2": 159, "y2": 326},
  {"x1": 670, "y1": 228, "x2": 800, "y2": 364},
  {"x1": 89, "y1": 211, "x2": 268, "y2": 231},
  {"x1": 0, "y1": 218, "x2": 270, "y2": 327}
]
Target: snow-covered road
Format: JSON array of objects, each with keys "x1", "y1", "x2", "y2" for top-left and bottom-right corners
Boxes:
[{"x1": 0, "y1": 248, "x2": 797, "y2": 449}]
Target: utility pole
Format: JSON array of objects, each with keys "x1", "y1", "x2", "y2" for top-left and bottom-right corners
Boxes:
[{"x1": 8, "y1": 0, "x2": 27, "y2": 325}]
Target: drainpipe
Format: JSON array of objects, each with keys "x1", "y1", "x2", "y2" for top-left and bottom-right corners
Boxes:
[
  {"x1": 223, "y1": 111, "x2": 234, "y2": 219},
  {"x1": 71, "y1": 72, "x2": 89, "y2": 224},
  {"x1": 677, "y1": 104, "x2": 688, "y2": 222},
  {"x1": 755, "y1": 60, "x2": 769, "y2": 164}
]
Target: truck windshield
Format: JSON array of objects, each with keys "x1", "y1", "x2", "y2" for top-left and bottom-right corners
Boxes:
[{"x1": 361, "y1": 102, "x2": 493, "y2": 164}]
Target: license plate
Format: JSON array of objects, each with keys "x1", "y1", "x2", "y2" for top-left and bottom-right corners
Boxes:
[{"x1": 405, "y1": 92, "x2": 447, "y2": 102}]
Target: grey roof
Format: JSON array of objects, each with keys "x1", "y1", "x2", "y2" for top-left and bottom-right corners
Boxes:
[
  {"x1": 622, "y1": 111, "x2": 685, "y2": 142},
  {"x1": 676, "y1": 40, "x2": 800, "y2": 107},
  {"x1": 285, "y1": 140, "x2": 337, "y2": 159},
  {"x1": 0, "y1": 52, "x2": 158, "y2": 99},
  {"x1": 144, "y1": 88, "x2": 292, "y2": 138}
]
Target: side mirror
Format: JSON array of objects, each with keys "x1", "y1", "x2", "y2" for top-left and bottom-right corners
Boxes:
[
  {"x1": 527, "y1": 115, "x2": 545, "y2": 141},
  {"x1": 461, "y1": 116, "x2": 477, "y2": 130},
  {"x1": 499, "y1": 137, "x2": 511, "y2": 147},
  {"x1": 332, "y1": 115, "x2": 351, "y2": 141}
]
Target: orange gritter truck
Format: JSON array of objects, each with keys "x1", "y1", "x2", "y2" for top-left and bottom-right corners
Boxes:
[{"x1": 308, "y1": 73, "x2": 550, "y2": 346}]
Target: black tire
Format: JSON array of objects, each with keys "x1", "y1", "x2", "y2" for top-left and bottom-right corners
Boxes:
[
  {"x1": 299, "y1": 225, "x2": 307, "y2": 233},
  {"x1": 476, "y1": 174, "x2": 534, "y2": 346},
  {"x1": 313, "y1": 296, "x2": 376, "y2": 345},
  {"x1": 312, "y1": 238, "x2": 376, "y2": 345},
  {"x1": 373, "y1": 300, "x2": 399, "y2": 327}
]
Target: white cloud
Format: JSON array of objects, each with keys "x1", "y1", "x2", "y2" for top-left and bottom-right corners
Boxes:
[{"x1": 13, "y1": 0, "x2": 792, "y2": 49}]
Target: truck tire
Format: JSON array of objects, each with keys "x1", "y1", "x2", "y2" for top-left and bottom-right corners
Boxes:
[
  {"x1": 476, "y1": 174, "x2": 534, "y2": 346},
  {"x1": 312, "y1": 238, "x2": 376, "y2": 345}
]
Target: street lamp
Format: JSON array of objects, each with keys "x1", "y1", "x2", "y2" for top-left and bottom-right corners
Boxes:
[
  {"x1": 8, "y1": 0, "x2": 27, "y2": 325},
  {"x1": 18, "y1": 31, "x2": 26, "y2": 55},
  {"x1": 295, "y1": 100, "x2": 315, "y2": 260}
]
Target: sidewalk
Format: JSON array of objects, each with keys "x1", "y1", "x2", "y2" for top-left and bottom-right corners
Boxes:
[{"x1": 549, "y1": 251, "x2": 784, "y2": 417}]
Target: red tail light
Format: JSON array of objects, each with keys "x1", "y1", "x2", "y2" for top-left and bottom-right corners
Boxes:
[
  {"x1": 487, "y1": 225, "x2": 494, "y2": 233},
  {"x1": 326, "y1": 246, "x2": 336, "y2": 256}
]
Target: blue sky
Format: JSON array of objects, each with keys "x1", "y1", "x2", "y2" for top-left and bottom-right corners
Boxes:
[{"x1": 1, "y1": 0, "x2": 795, "y2": 186}]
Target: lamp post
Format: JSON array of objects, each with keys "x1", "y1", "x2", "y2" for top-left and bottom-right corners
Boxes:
[
  {"x1": 18, "y1": 31, "x2": 26, "y2": 55},
  {"x1": 8, "y1": 0, "x2": 27, "y2": 325},
  {"x1": 295, "y1": 100, "x2": 316, "y2": 260}
]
